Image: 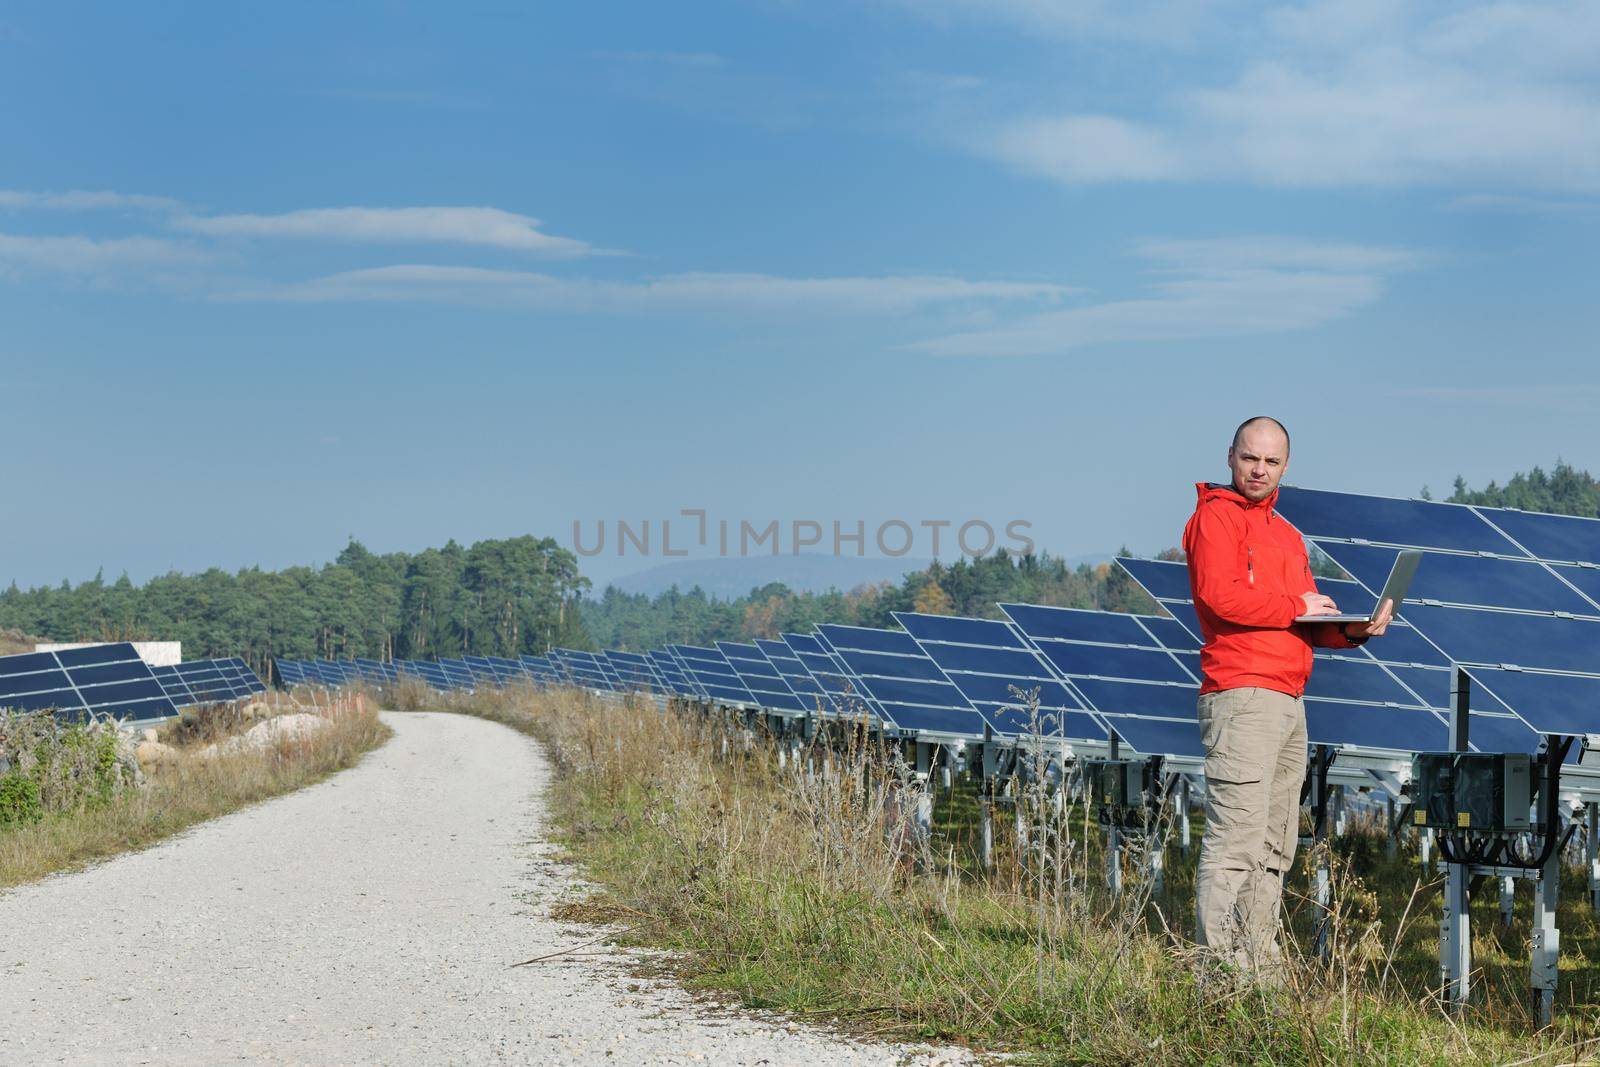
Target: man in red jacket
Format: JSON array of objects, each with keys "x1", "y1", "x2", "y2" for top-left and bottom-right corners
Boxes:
[{"x1": 1184, "y1": 416, "x2": 1391, "y2": 975}]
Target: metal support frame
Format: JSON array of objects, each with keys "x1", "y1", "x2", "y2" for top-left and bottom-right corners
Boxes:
[
  {"x1": 1179, "y1": 776, "x2": 1193, "y2": 858},
  {"x1": 1105, "y1": 731, "x2": 1123, "y2": 897},
  {"x1": 978, "y1": 726, "x2": 998, "y2": 874},
  {"x1": 1587, "y1": 801, "x2": 1600, "y2": 913},
  {"x1": 1439, "y1": 667, "x2": 1473, "y2": 1011},
  {"x1": 1386, "y1": 795, "x2": 1398, "y2": 859},
  {"x1": 1309, "y1": 745, "x2": 1335, "y2": 960},
  {"x1": 1532, "y1": 841, "x2": 1561, "y2": 1026}
]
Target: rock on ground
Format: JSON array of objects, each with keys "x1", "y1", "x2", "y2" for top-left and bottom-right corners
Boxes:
[{"x1": 0, "y1": 711, "x2": 971, "y2": 1066}]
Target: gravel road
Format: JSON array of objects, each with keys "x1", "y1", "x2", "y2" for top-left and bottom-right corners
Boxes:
[{"x1": 0, "y1": 711, "x2": 969, "y2": 1066}]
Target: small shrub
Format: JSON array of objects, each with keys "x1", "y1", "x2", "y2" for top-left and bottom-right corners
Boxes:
[{"x1": 0, "y1": 771, "x2": 41, "y2": 826}]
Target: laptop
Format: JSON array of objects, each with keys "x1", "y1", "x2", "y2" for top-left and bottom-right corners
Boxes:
[{"x1": 1295, "y1": 549, "x2": 1422, "y2": 624}]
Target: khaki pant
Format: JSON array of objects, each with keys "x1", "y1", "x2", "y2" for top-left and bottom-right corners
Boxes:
[{"x1": 1194, "y1": 687, "x2": 1306, "y2": 971}]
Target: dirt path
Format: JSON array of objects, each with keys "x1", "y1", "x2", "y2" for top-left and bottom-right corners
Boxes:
[{"x1": 0, "y1": 711, "x2": 967, "y2": 1066}]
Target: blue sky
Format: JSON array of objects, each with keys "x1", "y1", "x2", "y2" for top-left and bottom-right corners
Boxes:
[{"x1": 2, "y1": 1, "x2": 1596, "y2": 591}]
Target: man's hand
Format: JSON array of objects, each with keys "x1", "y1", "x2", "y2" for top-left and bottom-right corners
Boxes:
[
  {"x1": 1300, "y1": 592, "x2": 1339, "y2": 617},
  {"x1": 1344, "y1": 600, "x2": 1395, "y2": 639}
]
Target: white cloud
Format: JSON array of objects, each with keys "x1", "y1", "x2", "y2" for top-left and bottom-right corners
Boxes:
[
  {"x1": 0, "y1": 189, "x2": 183, "y2": 212},
  {"x1": 906, "y1": 236, "x2": 1418, "y2": 356},
  {"x1": 175, "y1": 206, "x2": 603, "y2": 257},
  {"x1": 884, "y1": 0, "x2": 1234, "y2": 45},
  {"x1": 0, "y1": 232, "x2": 210, "y2": 275},
  {"x1": 954, "y1": 2, "x2": 1600, "y2": 192},
  {"x1": 229, "y1": 264, "x2": 1076, "y2": 314}
]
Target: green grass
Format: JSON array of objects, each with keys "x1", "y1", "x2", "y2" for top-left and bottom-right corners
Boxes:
[
  {"x1": 0, "y1": 693, "x2": 390, "y2": 889},
  {"x1": 445, "y1": 684, "x2": 1600, "y2": 1065}
]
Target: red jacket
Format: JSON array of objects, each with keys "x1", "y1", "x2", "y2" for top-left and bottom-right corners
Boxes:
[{"x1": 1183, "y1": 482, "x2": 1360, "y2": 697}]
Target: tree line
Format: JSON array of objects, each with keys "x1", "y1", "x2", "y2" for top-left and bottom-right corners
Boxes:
[
  {"x1": 582, "y1": 549, "x2": 1173, "y2": 651},
  {"x1": 0, "y1": 537, "x2": 590, "y2": 680}
]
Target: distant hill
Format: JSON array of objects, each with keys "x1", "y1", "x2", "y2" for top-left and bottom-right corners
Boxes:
[{"x1": 601, "y1": 551, "x2": 1114, "y2": 601}]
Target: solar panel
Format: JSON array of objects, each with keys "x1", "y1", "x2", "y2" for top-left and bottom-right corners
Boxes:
[
  {"x1": 604, "y1": 649, "x2": 661, "y2": 693},
  {"x1": 0, "y1": 643, "x2": 177, "y2": 722},
  {"x1": 716, "y1": 642, "x2": 807, "y2": 713},
  {"x1": 438, "y1": 658, "x2": 477, "y2": 689},
  {"x1": 893, "y1": 611, "x2": 1106, "y2": 742},
  {"x1": 172, "y1": 658, "x2": 244, "y2": 703},
  {"x1": 755, "y1": 638, "x2": 836, "y2": 715},
  {"x1": 1273, "y1": 487, "x2": 1600, "y2": 740},
  {"x1": 151, "y1": 664, "x2": 199, "y2": 706},
  {"x1": 646, "y1": 650, "x2": 695, "y2": 697},
  {"x1": 780, "y1": 632, "x2": 872, "y2": 719},
  {"x1": 671, "y1": 644, "x2": 757, "y2": 706},
  {"x1": 1480, "y1": 507, "x2": 1600, "y2": 569},
  {"x1": 225, "y1": 657, "x2": 268, "y2": 695},
  {"x1": 814, "y1": 624, "x2": 990, "y2": 737}
]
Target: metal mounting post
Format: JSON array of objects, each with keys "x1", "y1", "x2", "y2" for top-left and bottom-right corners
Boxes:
[
  {"x1": 1106, "y1": 730, "x2": 1123, "y2": 897},
  {"x1": 1532, "y1": 841, "x2": 1561, "y2": 1027},
  {"x1": 1179, "y1": 776, "x2": 1192, "y2": 858},
  {"x1": 1440, "y1": 666, "x2": 1472, "y2": 1013},
  {"x1": 1499, "y1": 876, "x2": 1516, "y2": 928},
  {"x1": 1587, "y1": 801, "x2": 1600, "y2": 913},
  {"x1": 1311, "y1": 745, "x2": 1334, "y2": 960},
  {"x1": 976, "y1": 728, "x2": 996, "y2": 874},
  {"x1": 1386, "y1": 795, "x2": 1398, "y2": 859}
]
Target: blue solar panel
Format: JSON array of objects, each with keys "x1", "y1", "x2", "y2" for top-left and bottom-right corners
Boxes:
[
  {"x1": 894, "y1": 611, "x2": 1102, "y2": 741},
  {"x1": 1393, "y1": 605, "x2": 1600, "y2": 675},
  {"x1": 997, "y1": 604, "x2": 1151, "y2": 645},
  {"x1": 1328, "y1": 542, "x2": 1595, "y2": 616},
  {"x1": 0, "y1": 643, "x2": 176, "y2": 722},
  {"x1": 1304, "y1": 699, "x2": 1447, "y2": 752},
  {"x1": 151, "y1": 664, "x2": 197, "y2": 706},
  {"x1": 1273, "y1": 488, "x2": 1600, "y2": 740},
  {"x1": 1275, "y1": 486, "x2": 1521, "y2": 555},
  {"x1": 672, "y1": 644, "x2": 757, "y2": 705},
  {"x1": 1033, "y1": 642, "x2": 1195, "y2": 684},
  {"x1": 816, "y1": 624, "x2": 990, "y2": 737},
  {"x1": 756, "y1": 638, "x2": 834, "y2": 714},
  {"x1": 1478, "y1": 507, "x2": 1600, "y2": 568},
  {"x1": 717, "y1": 642, "x2": 806, "y2": 712}
]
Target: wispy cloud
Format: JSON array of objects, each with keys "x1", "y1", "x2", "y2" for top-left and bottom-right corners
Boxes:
[
  {"x1": 882, "y1": 0, "x2": 1230, "y2": 46},
  {"x1": 948, "y1": 2, "x2": 1600, "y2": 192},
  {"x1": 174, "y1": 206, "x2": 605, "y2": 257},
  {"x1": 905, "y1": 236, "x2": 1420, "y2": 357},
  {"x1": 0, "y1": 232, "x2": 210, "y2": 275},
  {"x1": 0, "y1": 189, "x2": 184, "y2": 212},
  {"x1": 229, "y1": 264, "x2": 1076, "y2": 314}
]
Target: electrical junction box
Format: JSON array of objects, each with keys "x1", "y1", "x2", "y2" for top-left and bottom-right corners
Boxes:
[
  {"x1": 1083, "y1": 757, "x2": 1161, "y2": 812},
  {"x1": 1409, "y1": 752, "x2": 1535, "y2": 832}
]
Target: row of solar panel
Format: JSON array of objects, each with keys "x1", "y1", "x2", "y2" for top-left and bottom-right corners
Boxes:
[
  {"x1": 0, "y1": 645, "x2": 267, "y2": 722},
  {"x1": 268, "y1": 596, "x2": 1519, "y2": 762},
  {"x1": 271, "y1": 488, "x2": 1600, "y2": 763}
]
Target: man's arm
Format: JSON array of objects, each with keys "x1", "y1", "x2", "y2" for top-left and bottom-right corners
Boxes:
[{"x1": 1187, "y1": 505, "x2": 1301, "y2": 628}]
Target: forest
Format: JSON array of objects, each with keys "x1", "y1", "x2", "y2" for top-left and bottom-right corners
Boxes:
[{"x1": 0, "y1": 461, "x2": 1592, "y2": 673}]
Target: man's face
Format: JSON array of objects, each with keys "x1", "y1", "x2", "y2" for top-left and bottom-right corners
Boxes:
[{"x1": 1228, "y1": 425, "x2": 1289, "y2": 501}]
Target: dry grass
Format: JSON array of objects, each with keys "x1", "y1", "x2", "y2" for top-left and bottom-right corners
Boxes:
[
  {"x1": 0, "y1": 692, "x2": 390, "y2": 889},
  {"x1": 438, "y1": 684, "x2": 1600, "y2": 1066}
]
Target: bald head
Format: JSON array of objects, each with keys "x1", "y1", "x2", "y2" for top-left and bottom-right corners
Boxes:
[
  {"x1": 1227, "y1": 416, "x2": 1291, "y2": 501},
  {"x1": 1232, "y1": 415, "x2": 1290, "y2": 455}
]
